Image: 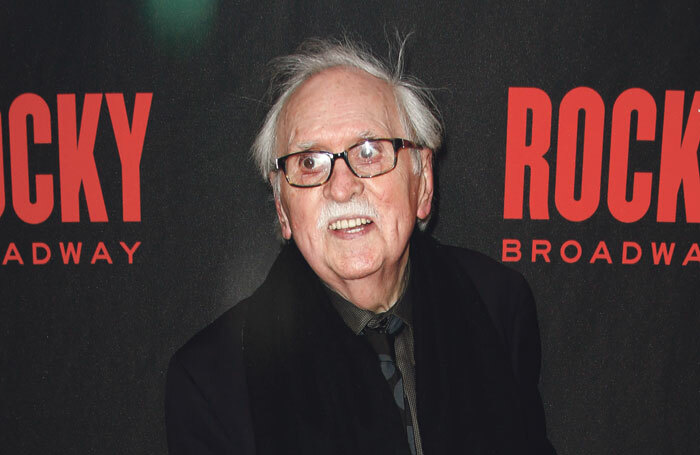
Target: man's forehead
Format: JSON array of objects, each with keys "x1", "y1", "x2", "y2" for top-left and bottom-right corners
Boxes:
[
  {"x1": 295, "y1": 65, "x2": 392, "y2": 95},
  {"x1": 277, "y1": 67, "x2": 402, "y2": 152}
]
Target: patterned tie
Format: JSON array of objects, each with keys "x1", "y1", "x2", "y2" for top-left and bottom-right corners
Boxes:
[{"x1": 364, "y1": 314, "x2": 416, "y2": 455}]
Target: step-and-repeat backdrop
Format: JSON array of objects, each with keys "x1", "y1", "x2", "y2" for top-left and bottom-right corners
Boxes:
[{"x1": 2, "y1": 1, "x2": 698, "y2": 453}]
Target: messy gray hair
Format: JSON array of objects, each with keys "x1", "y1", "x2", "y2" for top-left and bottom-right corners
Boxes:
[{"x1": 251, "y1": 36, "x2": 443, "y2": 229}]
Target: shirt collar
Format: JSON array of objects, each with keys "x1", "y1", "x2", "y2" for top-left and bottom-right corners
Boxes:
[{"x1": 326, "y1": 260, "x2": 413, "y2": 335}]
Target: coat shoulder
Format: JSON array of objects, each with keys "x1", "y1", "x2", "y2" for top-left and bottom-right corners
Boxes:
[
  {"x1": 165, "y1": 299, "x2": 256, "y2": 454},
  {"x1": 172, "y1": 299, "x2": 249, "y2": 370},
  {"x1": 435, "y1": 242, "x2": 537, "y2": 357},
  {"x1": 437, "y1": 243, "x2": 529, "y2": 297}
]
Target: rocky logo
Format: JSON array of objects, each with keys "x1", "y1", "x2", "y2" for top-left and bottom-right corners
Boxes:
[
  {"x1": 1, "y1": 93, "x2": 152, "y2": 267},
  {"x1": 0, "y1": 93, "x2": 152, "y2": 223},
  {"x1": 502, "y1": 88, "x2": 699, "y2": 266},
  {"x1": 504, "y1": 88, "x2": 699, "y2": 223}
]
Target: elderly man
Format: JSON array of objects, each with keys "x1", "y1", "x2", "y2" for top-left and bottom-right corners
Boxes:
[{"x1": 166, "y1": 38, "x2": 556, "y2": 455}]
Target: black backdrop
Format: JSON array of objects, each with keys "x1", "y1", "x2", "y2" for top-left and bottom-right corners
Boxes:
[{"x1": 2, "y1": 1, "x2": 699, "y2": 453}]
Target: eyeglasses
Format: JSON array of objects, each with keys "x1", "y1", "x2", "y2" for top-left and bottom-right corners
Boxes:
[{"x1": 274, "y1": 138, "x2": 420, "y2": 188}]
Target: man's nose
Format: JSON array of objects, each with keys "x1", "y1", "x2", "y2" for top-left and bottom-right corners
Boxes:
[{"x1": 323, "y1": 157, "x2": 364, "y2": 202}]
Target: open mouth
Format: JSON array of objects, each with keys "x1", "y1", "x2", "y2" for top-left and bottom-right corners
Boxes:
[{"x1": 328, "y1": 217, "x2": 373, "y2": 231}]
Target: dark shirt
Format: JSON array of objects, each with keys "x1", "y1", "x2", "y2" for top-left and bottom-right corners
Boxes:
[{"x1": 325, "y1": 270, "x2": 423, "y2": 455}]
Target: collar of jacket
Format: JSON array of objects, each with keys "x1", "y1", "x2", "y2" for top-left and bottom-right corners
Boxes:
[{"x1": 241, "y1": 232, "x2": 526, "y2": 454}]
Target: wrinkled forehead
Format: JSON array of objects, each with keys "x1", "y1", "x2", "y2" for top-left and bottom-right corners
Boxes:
[{"x1": 276, "y1": 67, "x2": 403, "y2": 154}]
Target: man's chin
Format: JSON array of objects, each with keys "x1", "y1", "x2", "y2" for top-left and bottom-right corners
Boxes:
[{"x1": 326, "y1": 256, "x2": 382, "y2": 282}]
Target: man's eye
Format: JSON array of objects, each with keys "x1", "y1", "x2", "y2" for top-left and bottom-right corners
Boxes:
[
  {"x1": 301, "y1": 156, "x2": 317, "y2": 169},
  {"x1": 296, "y1": 153, "x2": 323, "y2": 172}
]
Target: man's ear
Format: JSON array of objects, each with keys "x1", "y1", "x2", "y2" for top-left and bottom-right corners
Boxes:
[
  {"x1": 416, "y1": 148, "x2": 434, "y2": 220},
  {"x1": 269, "y1": 172, "x2": 292, "y2": 239}
]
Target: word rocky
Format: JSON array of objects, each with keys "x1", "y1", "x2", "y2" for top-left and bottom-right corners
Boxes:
[
  {"x1": 0, "y1": 93, "x2": 152, "y2": 223},
  {"x1": 504, "y1": 88, "x2": 699, "y2": 223}
]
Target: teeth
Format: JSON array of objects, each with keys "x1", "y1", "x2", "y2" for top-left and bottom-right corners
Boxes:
[{"x1": 328, "y1": 218, "x2": 372, "y2": 230}]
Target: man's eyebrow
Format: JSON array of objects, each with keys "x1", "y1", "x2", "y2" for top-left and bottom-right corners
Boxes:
[
  {"x1": 293, "y1": 141, "x2": 317, "y2": 151},
  {"x1": 291, "y1": 131, "x2": 379, "y2": 152}
]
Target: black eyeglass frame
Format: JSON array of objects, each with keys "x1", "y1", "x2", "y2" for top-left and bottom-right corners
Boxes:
[{"x1": 274, "y1": 138, "x2": 420, "y2": 188}]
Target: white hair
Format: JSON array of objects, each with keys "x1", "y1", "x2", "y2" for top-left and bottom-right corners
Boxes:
[{"x1": 252, "y1": 36, "x2": 443, "y2": 230}]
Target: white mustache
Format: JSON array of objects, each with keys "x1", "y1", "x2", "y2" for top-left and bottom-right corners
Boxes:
[{"x1": 316, "y1": 198, "x2": 380, "y2": 230}]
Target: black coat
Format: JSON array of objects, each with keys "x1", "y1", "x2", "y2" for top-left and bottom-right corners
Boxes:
[{"x1": 165, "y1": 234, "x2": 556, "y2": 454}]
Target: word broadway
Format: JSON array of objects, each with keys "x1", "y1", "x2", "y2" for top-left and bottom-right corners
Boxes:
[
  {"x1": 502, "y1": 239, "x2": 700, "y2": 266},
  {"x1": 1, "y1": 241, "x2": 141, "y2": 265}
]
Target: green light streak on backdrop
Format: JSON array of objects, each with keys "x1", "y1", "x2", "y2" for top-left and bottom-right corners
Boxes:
[{"x1": 143, "y1": 0, "x2": 218, "y2": 54}]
